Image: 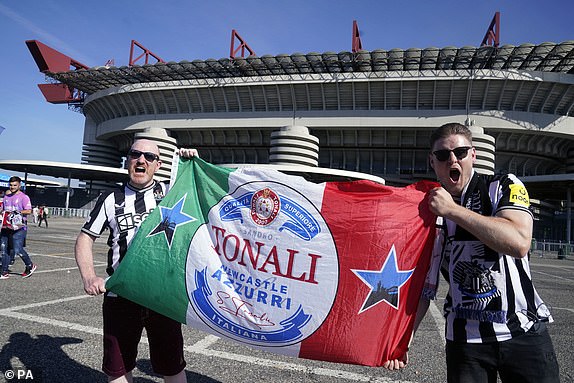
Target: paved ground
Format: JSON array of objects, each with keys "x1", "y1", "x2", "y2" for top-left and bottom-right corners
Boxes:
[{"x1": 0, "y1": 217, "x2": 572, "y2": 383}]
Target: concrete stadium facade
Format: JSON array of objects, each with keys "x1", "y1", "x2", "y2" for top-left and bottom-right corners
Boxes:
[
  {"x1": 27, "y1": 40, "x2": 574, "y2": 240},
  {"x1": 65, "y1": 43, "x2": 574, "y2": 184}
]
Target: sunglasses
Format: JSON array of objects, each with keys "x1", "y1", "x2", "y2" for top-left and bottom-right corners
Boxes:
[
  {"x1": 432, "y1": 146, "x2": 472, "y2": 162},
  {"x1": 127, "y1": 149, "x2": 160, "y2": 162}
]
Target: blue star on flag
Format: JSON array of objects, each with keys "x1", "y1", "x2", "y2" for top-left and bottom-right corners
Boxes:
[
  {"x1": 352, "y1": 245, "x2": 415, "y2": 313},
  {"x1": 147, "y1": 195, "x2": 196, "y2": 248}
]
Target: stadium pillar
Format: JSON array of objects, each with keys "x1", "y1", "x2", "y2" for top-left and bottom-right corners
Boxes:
[
  {"x1": 566, "y1": 149, "x2": 574, "y2": 248},
  {"x1": 269, "y1": 125, "x2": 319, "y2": 167},
  {"x1": 65, "y1": 170, "x2": 72, "y2": 209},
  {"x1": 466, "y1": 121, "x2": 495, "y2": 175},
  {"x1": 567, "y1": 187, "x2": 572, "y2": 250}
]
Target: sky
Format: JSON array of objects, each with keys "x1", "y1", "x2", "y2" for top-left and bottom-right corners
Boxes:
[{"x1": 0, "y1": 0, "x2": 572, "y2": 183}]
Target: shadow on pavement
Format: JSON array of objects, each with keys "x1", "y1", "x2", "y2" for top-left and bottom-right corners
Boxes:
[
  {"x1": 0, "y1": 332, "x2": 105, "y2": 382},
  {"x1": 136, "y1": 358, "x2": 223, "y2": 383},
  {"x1": 0, "y1": 332, "x2": 223, "y2": 383}
]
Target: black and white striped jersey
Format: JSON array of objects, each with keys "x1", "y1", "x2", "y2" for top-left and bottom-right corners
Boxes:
[
  {"x1": 431, "y1": 171, "x2": 552, "y2": 344},
  {"x1": 81, "y1": 181, "x2": 168, "y2": 276}
]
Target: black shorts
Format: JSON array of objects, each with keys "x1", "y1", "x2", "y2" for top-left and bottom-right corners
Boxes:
[
  {"x1": 446, "y1": 323, "x2": 559, "y2": 383},
  {"x1": 102, "y1": 295, "x2": 186, "y2": 378}
]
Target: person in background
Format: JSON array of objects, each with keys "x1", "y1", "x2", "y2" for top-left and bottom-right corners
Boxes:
[
  {"x1": 32, "y1": 205, "x2": 39, "y2": 224},
  {"x1": 383, "y1": 123, "x2": 559, "y2": 382},
  {"x1": 75, "y1": 139, "x2": 198, "y2": 383},
  {"x1": 38, "y1": 205, "x2": 49, "y2": 227},
  {"x1": 0, "y1": 176, "x2": 37, "y2": 279},
  {"x1": 0, "y1": 190, "x2": 16, "y2": 268}
]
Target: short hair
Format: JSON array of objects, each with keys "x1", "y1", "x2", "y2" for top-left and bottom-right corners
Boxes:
[
  {"x1": 429, "y1": 123, "x2": 473, "y2": 149},
  {"x1": 9, "y1": 176, "x2": 21, "y2": 184},
  {"x1": 130, "y1": 138, "x2": 160, "y2": 155}
]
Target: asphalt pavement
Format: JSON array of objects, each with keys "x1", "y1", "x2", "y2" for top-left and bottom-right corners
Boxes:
[{"x1": 0, "y1": 217, "x2": 572, "y2": 383}]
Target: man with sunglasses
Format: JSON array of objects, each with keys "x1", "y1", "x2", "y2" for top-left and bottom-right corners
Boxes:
[
  {"x1": 75, "y1": 139, "x2": 198, "y2": 383},
  {"x1": 384, "y1": 123, "x2": 559, "y2": 382}
]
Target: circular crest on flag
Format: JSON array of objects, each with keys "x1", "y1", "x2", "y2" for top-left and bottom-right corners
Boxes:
[
  {"x1": 250, "y1": 188, "x2": 280, "y2": 226},
  {"x1": 186, "y1": 179, "x2": 338, "y2": 348}
]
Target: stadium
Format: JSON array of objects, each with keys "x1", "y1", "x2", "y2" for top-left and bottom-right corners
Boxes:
[{"x1": 14, "y1": 14, "x2": 574, "y2": 243}]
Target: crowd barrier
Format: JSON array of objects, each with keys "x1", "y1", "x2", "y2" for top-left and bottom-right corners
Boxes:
[
  {"x1": 531, "y1": 240, "x2": 572, "y2": 259},
  {"x1": 48, "y1": 207, "x2": 91, "y2": 218}
]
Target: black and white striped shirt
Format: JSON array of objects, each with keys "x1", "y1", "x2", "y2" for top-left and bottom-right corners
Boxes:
[
  {"x1": 81, "y1": 181, "x2": 167, "y2": 276},
  {"x1": 430, "y1": 171, "x2": 552, "y2": 344}
]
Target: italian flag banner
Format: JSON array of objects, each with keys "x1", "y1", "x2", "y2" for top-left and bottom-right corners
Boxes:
[{"x1": 106, "y1": 157, "x2": 438, "y2": 366}]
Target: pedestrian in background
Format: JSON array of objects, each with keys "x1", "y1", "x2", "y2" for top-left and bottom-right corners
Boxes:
[
  {"x1": 0, "y1": 176, "x2": 37, "y2": 279},
  {"x1": 32, "y1": 205, "x2": 39, "y2": 224},
  {"x1": 38, "y1": 205, "x2": 49, "y2": 227}
]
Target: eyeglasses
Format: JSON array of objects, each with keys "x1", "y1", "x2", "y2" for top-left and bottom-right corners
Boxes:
[
  {"x1": 127, "y1": 149, "x2": 160, "y2": 162},
  {"x1": 432, "y1": 146, "x2": 472, "y2": 162}
]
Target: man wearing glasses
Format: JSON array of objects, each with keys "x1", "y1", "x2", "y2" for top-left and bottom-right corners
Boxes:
[
  {"x1": 75, "y1": 139, "x2": 197, "y2": 383},
  {"x1": 384, "y1": 123, "x2": 559, "y2": 382}
]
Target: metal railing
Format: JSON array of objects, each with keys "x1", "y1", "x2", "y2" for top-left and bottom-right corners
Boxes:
[
  {"x1": 531, "y1": 240, "x2": 572, "y2": 259},
  {"x1": 48, "y1": 207, "x2": 91, "y2": 218}
]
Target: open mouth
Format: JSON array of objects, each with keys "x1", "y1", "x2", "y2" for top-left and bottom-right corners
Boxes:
[
  {"x1": 449, "y1": 169, "x2": 460, "y2": 183},
  {"x1": 135, "y1": 166, "x2": 146, "y2": 173}
]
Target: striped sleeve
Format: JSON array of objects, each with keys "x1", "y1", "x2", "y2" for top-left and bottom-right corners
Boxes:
[
  {"x1": 81, "y1": 190, "x2": 114, "y2": 237},
  {"x1": 491, "y1": 174, "x2": 533, "y2": 217}
]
